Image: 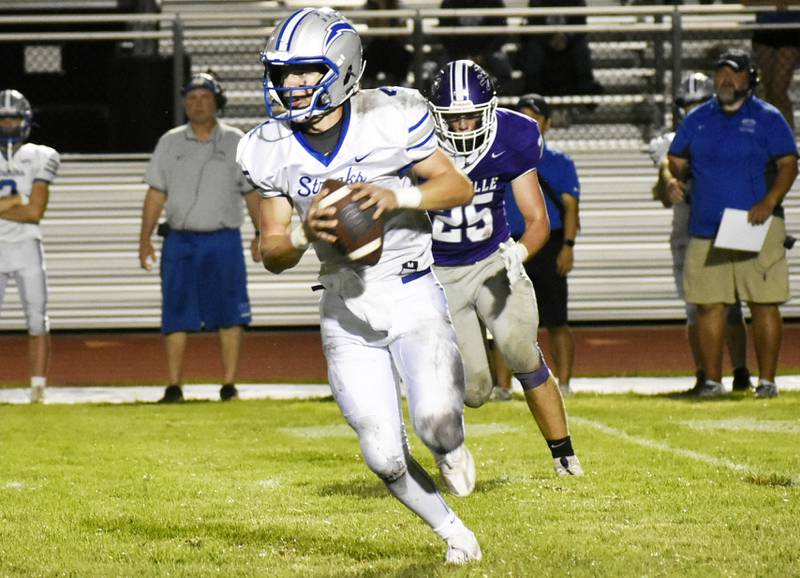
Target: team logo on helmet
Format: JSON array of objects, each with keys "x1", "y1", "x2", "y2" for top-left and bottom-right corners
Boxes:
[
  {"x1": 260, "y1": 8, "x2": 365, "y2": 123},
  {"x1": 428, "y1": 60, "x2": 498, "y2": 157}
]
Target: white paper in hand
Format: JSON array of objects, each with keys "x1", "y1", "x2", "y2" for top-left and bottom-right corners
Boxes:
[{"x1": 714, "y1": 208, "x2": 773, "y2": 252}]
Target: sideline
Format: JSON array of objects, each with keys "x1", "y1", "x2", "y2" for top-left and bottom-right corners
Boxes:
[{"x1": 1, "y1": 376, "x2": 799, "y2": 405}]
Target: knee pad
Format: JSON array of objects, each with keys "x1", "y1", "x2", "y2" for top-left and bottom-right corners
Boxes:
[
  {"x1": 464, "y1": 368, "x2": 493, "y2": 408},
  {"x1": 514, "y1": 348, "x2": 551, "y2": 391},
  {"x1": 354, "y1": 418, "x2": 408, "y2": 483},
  {"x1": 413, "y1": 409, "x2": 465, "y2": 456},
  {"x1": 25, "y1": 308, "x2": 49, "y2": 336},
  {"x1": 685, "y1": 302, "x2": 698, "y2": 326}
]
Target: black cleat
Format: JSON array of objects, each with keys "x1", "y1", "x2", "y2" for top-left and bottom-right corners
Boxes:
[
  {"x1": 676, "y1": 371, "x2": 705, "y2": 397},
  {"x1": 158, "y1": 385, "x2": 184, "y2": 403},
  {"x1": 732, "y1": 367, "x2": 752, "y2": 392},
  {"x1": 220, "y1": 384, "x2": 239, "y2": 401}
]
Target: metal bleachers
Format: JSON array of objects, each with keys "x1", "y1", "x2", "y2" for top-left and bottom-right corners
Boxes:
[{"x1": 1, "y1": 147, "x2": 798, "y2": 331}]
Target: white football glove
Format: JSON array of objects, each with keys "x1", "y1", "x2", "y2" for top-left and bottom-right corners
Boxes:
[{"x1": 498, "y1": 240, "x2": 529, "y2": 285}]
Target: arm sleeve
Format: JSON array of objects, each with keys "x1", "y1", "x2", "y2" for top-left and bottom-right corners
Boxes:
[
  {"x1": 402, "y1": 89, "x2": 439, "y2": 163},
  {"x1": 33, "y1": 147, "x2": 61, "y2": 183},
  {"x1": 668, "y1": 123, "x2": 691, "y2": 159},
  {"x1": 766, "y1": 113, "x2": 799, "y2": 160},
  {"x1": 236, "y1": 129, "x2": 287, "y2": 200},
  {"x1": 144, "y1": 136, "x2": 169, "y2": 192},
  {"x1": 556, "y1": 154, "x2": 580, "y2": 200}
]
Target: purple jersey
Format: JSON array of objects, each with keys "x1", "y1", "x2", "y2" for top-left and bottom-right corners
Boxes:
[{"x1": 430, "y1": 108, "x2": 543, "y2": 266}]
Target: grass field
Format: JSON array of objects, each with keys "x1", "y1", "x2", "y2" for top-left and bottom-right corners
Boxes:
[{"x1": 1, "y1": 393, "x2": 799, "y2": 577}]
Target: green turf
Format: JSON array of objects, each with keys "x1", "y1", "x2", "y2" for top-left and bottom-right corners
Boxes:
[{"x1": 1, "y1": 394, "x2": 798, "y2": 577}]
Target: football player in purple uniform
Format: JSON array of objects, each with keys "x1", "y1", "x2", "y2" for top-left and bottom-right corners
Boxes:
[{"x1": 427, "y1": 60, "x2": 583, "y2": 477}]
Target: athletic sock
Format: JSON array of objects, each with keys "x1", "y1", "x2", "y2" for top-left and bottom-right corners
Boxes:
[
  {"x1": 432, "y1": 511, "x2": 468, "y2": 541},
  {"x1": 31, "y1": 376, "x2": 46, "y2": 388},
  {"x1": 547, "y1": 435, "x2": 574, "y2": 459}
]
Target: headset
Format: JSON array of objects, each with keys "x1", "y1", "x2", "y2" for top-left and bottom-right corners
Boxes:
[
  {"x1": 181, "y1": 72, "x2": 227, "y2": 112},
  {"x1": 715, "y1": 49, "x2": 759, "y2": 99}
]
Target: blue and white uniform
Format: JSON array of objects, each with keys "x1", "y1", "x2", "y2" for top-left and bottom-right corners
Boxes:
[
  {"x1": 0, "y1": 143, "x2": 60, "y2": 335},
  {"x1": 237, "y1": 86, "x2": 469, "y2": 484},
  {"x1": 429, "y1": 109, "x2": 548, "y2": 406}
]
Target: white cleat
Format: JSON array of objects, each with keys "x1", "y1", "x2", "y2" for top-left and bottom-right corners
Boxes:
[
  {"x1": 445, "y1": 528, "x2": 482, "y2": 564},
  {"x1": 554, "y1": 455, "x2": 584, "y2": 477},
  {"x1": 30, "y1": 384, "x2": 45, "y2": 404},
  {"x1": 437, "y1": 445, "x2": 476, "y2": 497}
]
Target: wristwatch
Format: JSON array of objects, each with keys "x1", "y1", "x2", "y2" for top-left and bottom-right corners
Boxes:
[{"x1": 564, "y1": 239, "x2": 576, "y2": 248}]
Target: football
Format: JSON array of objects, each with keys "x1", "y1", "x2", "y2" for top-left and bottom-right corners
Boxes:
[{"x1": 318, "y1": 179, "x2": 384, "y2": 266}]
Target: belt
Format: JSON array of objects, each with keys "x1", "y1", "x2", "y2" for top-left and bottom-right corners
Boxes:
[
  {"x1": 311, "y1": 267, "x2": 431, "y2": 292},
  {"x1": 401, "y1": 267, "x2": 431, "y2": 284}
]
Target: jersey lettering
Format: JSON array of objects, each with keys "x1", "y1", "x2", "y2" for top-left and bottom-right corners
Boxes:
[{"x1": 432, "y1": 191, "x2": 494, "y2": 244}]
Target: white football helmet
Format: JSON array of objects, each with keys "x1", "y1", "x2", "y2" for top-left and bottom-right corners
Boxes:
[
  {"x1": 0, "y1": 89, "x2": 33, "y2": 146},
  {"x1": 675, "y1": 72, "x2": 714, "y2": 117},
  {"x1": 261, "y1": 8, "x2": 365, "y2": 122}
]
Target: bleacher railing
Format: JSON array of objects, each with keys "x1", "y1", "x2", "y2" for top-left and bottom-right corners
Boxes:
[{"x1": 1, "y1": 3, "x2": 798, "y2": 146}]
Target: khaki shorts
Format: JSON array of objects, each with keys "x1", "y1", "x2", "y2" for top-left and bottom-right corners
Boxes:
[{"x1": 684, "y1": 217, "x2": 790, "y2": 305}]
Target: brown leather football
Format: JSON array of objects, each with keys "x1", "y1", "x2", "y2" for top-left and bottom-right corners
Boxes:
[{"x1": 318, "y1": 179, "x2": 384, "y2": 266}]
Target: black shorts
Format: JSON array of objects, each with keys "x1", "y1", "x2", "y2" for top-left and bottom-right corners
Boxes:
[{"x1": 524, "y1": 229, "x2": 569, "y2": 329}]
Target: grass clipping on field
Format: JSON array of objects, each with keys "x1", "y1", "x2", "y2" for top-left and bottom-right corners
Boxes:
[{"x1": 0, "y1": 394, "x2": 798, "y2": 577}]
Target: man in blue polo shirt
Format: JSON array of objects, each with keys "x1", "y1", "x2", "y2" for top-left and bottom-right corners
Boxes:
[{"x1": 668, "y1": 49, "x2": 798, "y2": 398}]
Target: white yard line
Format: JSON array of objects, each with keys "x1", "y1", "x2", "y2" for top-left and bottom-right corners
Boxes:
[{"x1": 571, "y1": 416, "x2": 800, "y2": 486}]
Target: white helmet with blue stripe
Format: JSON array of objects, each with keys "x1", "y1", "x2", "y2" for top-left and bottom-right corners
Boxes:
[
  {"x1": 261, "y1": 8, "x2": 365, "y2": 123},
  {"x1": 0, "y1": 89, "x2": 33, "y2": 146}
]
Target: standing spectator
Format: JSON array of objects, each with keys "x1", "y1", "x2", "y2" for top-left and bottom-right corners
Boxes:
[
  {"x1": 139, "y1": 72, "x2": 260, "y2": 403},
  {"x1": 438, "y1": 0, "x2": 514, "y2": 93},
  {"x1": 668, "y1": 49, "x2": 798, "y2": 398},
  {"x1": 426, "y1": 62, "x2": 583, "y2": 477},
  {"x1": 0, "y1": 89, "x2": 60, "y2": 403},
  {"x1": 500, "y1": 93, "x2": 580, "y2": 397},
  {"x1": 650, "y1": 73, "x2": 753, "y2": 396},
  {"x1": 750, "y1": 1, "x2": 800, "y2": 129},
  {"x1": 520, "y1": 0, "x2": 603, "y2": 97},
  {"x1": 237, "y1": 9, "x2": 481, "y2": 564}
]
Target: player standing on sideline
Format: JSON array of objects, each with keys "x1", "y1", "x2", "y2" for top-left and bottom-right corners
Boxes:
[
  {"x1": 237, "y1": 8, "x2": 481, "y2": 564},
  {"x1": 426, "y1": 60, "x2": 583, "y2": 477},
  {"x1": 649, "y1": 72, "x2": 752, "y2": 397},
  {"x1": 140, "y1": 72, "x2": 260, "y2": 403},
  {"x1": 0, "y1": 90, "x2": 60, "y2": 403}
]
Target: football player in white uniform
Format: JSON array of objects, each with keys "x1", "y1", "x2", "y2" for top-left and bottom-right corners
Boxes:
[
  {"x1": 0, "y1": 89, "x2": 61, "y2": 403},
  {"x1": 237, "y1": 8, "x2": 481, "y2": 564}
]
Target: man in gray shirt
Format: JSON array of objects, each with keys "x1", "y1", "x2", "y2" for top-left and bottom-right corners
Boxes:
[{"x1": 139, "y1": 72, "x2": 260, "y2": 403}]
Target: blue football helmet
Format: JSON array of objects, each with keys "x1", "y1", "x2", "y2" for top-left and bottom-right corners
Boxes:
[
  {"x1": 428, "y1": 60, "x2": 497, "y2": 156},
  {"x1": 0, "y1": 89, "x2": 33, "y2": 146},
  {"x1": 260, "y1": 7, "x2": 365, "y2": 123}
]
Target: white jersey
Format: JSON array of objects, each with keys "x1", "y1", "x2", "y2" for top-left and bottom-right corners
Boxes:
[
  {"x1": 648, "y1": 131, "x2": 675, "y2": 166},
  {"x1": 0, "y1": 143, "x2": 60, "y2": 244},
  {"x1": 237, "y1": 87, "x2": 438, "y2": 283}
]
